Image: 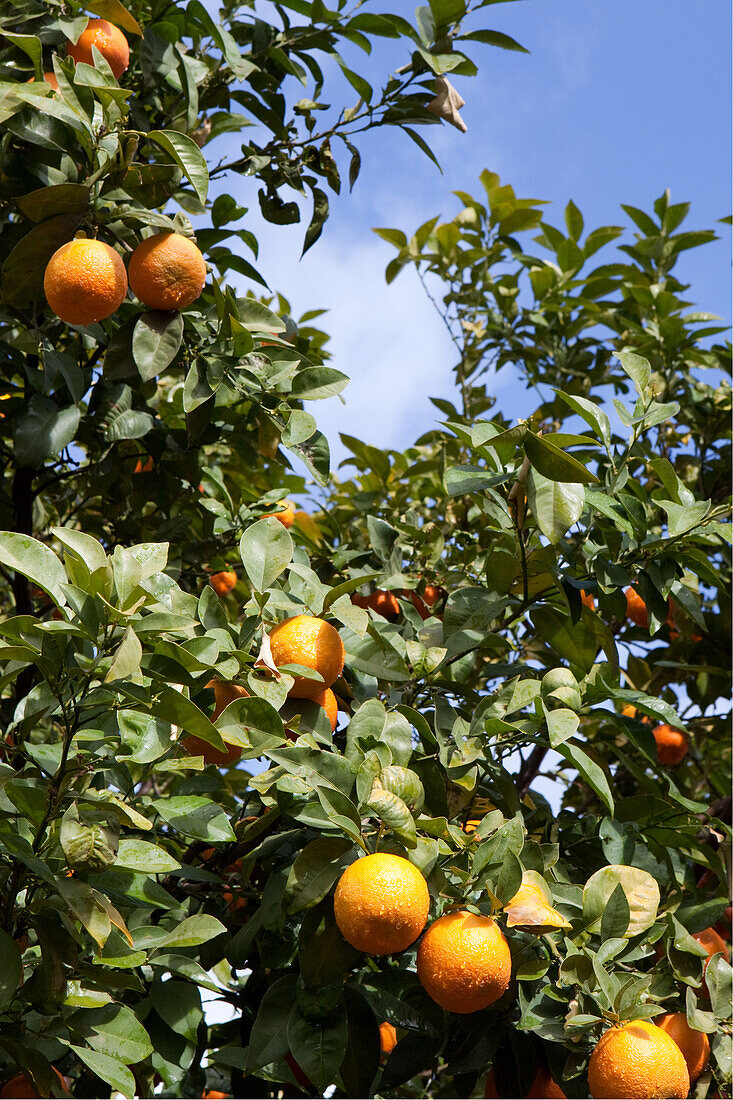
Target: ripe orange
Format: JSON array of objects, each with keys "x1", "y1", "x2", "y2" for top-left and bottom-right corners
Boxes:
[
  {"x1": 484, "y1": 1065, "x2": 566, "y2": 1098},
  {"x1": 268, "y1": 615, "x2": 344, "y2": 700},
  {"x1": 693, "y1": 926, "x2": 730, "y2": 996},
  {"x1": 0, "y1": 1069, "x2": 68, "y2": 1098},
  {"x1": 44, "y1": 238, "x2": 127, "y2": 325},
  {"x1": 580, "y1": 589, "x2": 596, "y2": 611},
  {"x1": 369, "y1": 589, "x2": 400, "y2": 621},
  {"x1": 379, "y1": 1021, "x2": 397, "y2": 1056},
  {"x1": 625, "y1": 586, "x2": 648, "y2": 628},
  {"x1": 311, "y1": 686, "x2": 338, "y2": 731},
  {"x1": 587, "y1": 1020, "x2": 690, "y2": 1099},
  {"x1": 67, "y1": 18, "x2": 129, "y2": 78},
  {"x1": 656, "y1": 1013, "x2": 710, "y2": 1083},
  {"x1": 416, "y1": 910, "x2": 511, "y2": 1013},
  {"x1": 181, "y1": 732, "x2": 241, "y2": 769},
  {"x1": 653, "y1": 724, "x2": 689, "y2": 765},
  {"x1": 333, "y1": 853, "x2": 429, "y2": 955},
  {"x1": 201, "y1": 1092, "x2": 231, "y2": 1099},
  {"x1": 263, "y1": 499, "x2": 295, "y2": 527},
  {"x1": 134, "y1": 455, "x2": 154, "y2": 474},
  {"x1": 210, "y1": 570, "x2": 237, "y2": 597},
  {"x1": 206, "y1": 679, "x2": 248, "y2": 721},
  {"x1": 128, "y1": 232, "x2": 207, "y2": 311}
]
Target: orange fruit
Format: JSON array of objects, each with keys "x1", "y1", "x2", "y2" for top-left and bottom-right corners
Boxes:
[
  {"x1": 484, "y1": 1065, "x2": 566, "y2": 1098},
  {"x1": 128, "y1": 232, "x2": 207, "y2": 311},
  {"x1": 263, "y1": 500, "x2": 295, "y2": 528},
  {"x1": 292, "y1": 511, "x2": 321, "y2": 541},
  {"x1": 656, "y1": 1013, "x2": 710, "y2": 1083},
  {"x1": 625, "y1": 586, "x2": 649, "y2": 628},
  {"x1": 369, "y1": 589, "x2": 400, "y2": 621},
  {"x1": 463, "y1": 818, "x2": 482, "y2": 835},
  {"x1": 311, "y1": 686, "x2": 338, "y2": 731},
  {"x1": 209, "y1": 570, "x2": 237, "y2": 597},
  {"x1": 580, "y1": 589, "x2": 596, "y2": 611},
  {"x1": 134, "y1": 455, "x2": 154, "y2": 474},
  {"x1": 206, "y1": 679, "x2": 248, "y2": 721},
  {"x1": 44, "y1": 238, "x2": 127, "y2": 325},
  {"x1": 653, "y1": 724, "x2": 689, "y2": 765},
  {"x1": 0, "y1": 1069, "x2": 68, "y2": 1098},
  {"x1": 379, "y1": 1021, "x2": 397, "y2": 1056},
  {"x1": 588, "y1": 1020, "x2": 690, "y2": 1099},
  {"x1": 181, "y1": 733, "x2": 241, "y2": 768},
  {"x1": 268, "y1": 615, "x2": 344, "y2": 700},
  {"x1": 693, "y1": 926, "x2": 730, "y2": 996},
  {"x1": 334, "y1": 853, "x2": 429, "y2": 955},
  {"x1": 29, "y1": 72, "x2": 60, "y2": 91},
  {"x1": 67, "y1": 18, "x2": 129, "y2": 78},
  {"x1": 416, "y1": 910, "x2": 511, "y2": 1013},
  {"x1": 202, "y1": 1092, "x2": 231, "y2": 1099}
]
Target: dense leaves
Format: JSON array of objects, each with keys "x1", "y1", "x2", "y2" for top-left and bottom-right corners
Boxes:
[{"x1": 0, "y1": 1, "x2": 730, "y2": 1099}]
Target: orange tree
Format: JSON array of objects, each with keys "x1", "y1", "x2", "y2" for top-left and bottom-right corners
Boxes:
[{"x1": 0, "y1": 1, "x2": 731, "y2": 1098}]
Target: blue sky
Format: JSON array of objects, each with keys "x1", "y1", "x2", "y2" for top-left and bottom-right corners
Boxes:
[{"x1": 206, "y1": 0, "x2": 731, "y2": 478}]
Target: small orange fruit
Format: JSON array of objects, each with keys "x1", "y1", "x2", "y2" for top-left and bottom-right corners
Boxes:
[
  {"x1": 67, "y1": 18, "x2": 129, "y2": 78},
  {"x1": 416, "y1": 910, "x2": 511, "y2": 1013},
  {"x1": 181, "y1": 733, "x2": 241, "y2": 769},
  {"x1": 44, "y1": 238, "x2": 127, "y2": 325},
  {"x1": 379, "y1": 1021, "x2": 397, "y2": 1057},
  {"x1": 0, "y1": 1069, "x2": 68, "y2": 1098},
  {"x1": 369, "y1": 590, "x2": 400, "y2": 621},
  {"x1": 693, "y1": 926, "x2": 730, "y2": 996},
  {"x1": 588, "y1": 1020, "x2": 689, "y2": 1099},
  {"x1": 311, "y1": 686, "x2": 338, "y2": 731},
  {"x1": 206, "y1": 679, "x2": 248, "y2": 721},
  {"x1": 202, "y1": 1091, "x2": 231, "y2": 1099},
  {"x1": 484, "y1": 1065, "x2": 566, "y2": 1098},
  {"x1": 263, "y1": 499, "x2": 295, "y2": 527},
  {"x1": 653, "y1": 724, "x2": 689, "y2": 765},
  {"x1": 625, "y1": 586, "x2": 649, "y2": 628},
  {"x1": 621, "y1": 704, "x2": 642, "y2": 720},
  {"x1": 268, "y1": 614, "x2": 344, "y2": 700},
  {"x1": 656, "y1": 1013, "x2": 710, "y2": 1083},
  {"x1": 134, "y1": 455, "x2": 154, "y2": 474},
  {"x1": 210, "y1": 570, "x2": 237, "y2": 597},
  {"x1": 334, "y1": 853, "x2": 429, "y2": 955},
  {"x1": 128, "y1": 232, "x2": 207, "y2": 311},
  {"x1": 580, "y1": 589, "x2": 596, "y2": 611}
]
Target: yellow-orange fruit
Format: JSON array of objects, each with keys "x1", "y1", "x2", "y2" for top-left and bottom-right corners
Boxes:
[
  {"x1": 207, "y1": 679, "x2": 248, "y2": 721},
  {"x1": 587, "y1": 1020, "x2": 690, "y2": 1099},
  {"x1": 0, "y1": 1069, "x2": 68, "y2": 1098},
  {"x1": 416, "y1": 910, "x2": 511, "y2": 1013},
  {"x1": 625, "y1": 586, "x2": 649, "y2": 628},
  {"x1": 263, "y1": 499, "x2": 295, "y2": 527},
  {"x1": 333, "y1": 853, "x2": 429, "y2": 955},
  {"x1": 653, "y1": 723, "x2": 689, "y2": 765},
  {"x1": 580, "y1": 589, "x2": 596, "y2": 611},
  {"x1": 67, "y1": 18, "x2": 129, "y2": 78},
  {"x1": 44, "y1": 238, "x2": 127, "y2": 325},
  {"x1": 379, "y1": 1021, "x2": 397, "y2": 1056},
  {"x1": 181, "y1": 733, "x2": 241, "y2": 768},
  {"x1": 311, "y1": 687, "x2": 338, "y2": 731},
  {"x1": 693, "y1": 926, "x2": 730, "y2": 996},
  {"x1": 210, "y1": 570, "x2": 237, "y2": 597},
  {"x1": 484, "y1": 1065, "x2": 566, "y2": 1098},
  {"x1": 656, "y1": 1013, "x2": 710, "y2": 1083},
  {"x1": 621, "y1": 704, "x2": 641, "y2": 720},
  {"x1": 269, "y1": 615, "x2": 344, "y2": 700},
  {"x1": 134, "y1": 455, "x2": 154, "y2": 474},
  {"x1": 128, "y1": 232, "x2": 207, "y2": 311},
  {"x1": 201, "y1": 1091, "x2": 231, "y2": 1099}
]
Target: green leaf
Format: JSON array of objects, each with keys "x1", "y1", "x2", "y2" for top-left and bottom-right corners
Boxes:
[
  {"x1": 14, "y1": 397, "x2": 80, "y2": 467},
  {"x1": 524, "y1": 432, "x2": 599, "y2": 484},
  {"x1": 526, "y1": 470, "x2": 584, "y2": 543},
  {"x1": 0, "y1": 930, "x2": 22, "y2": 1009},
  {"x1": 564, "y1": 199, "x2": 584, "y2": 241},
  {"x1": 616, "y1": 350, "x2": 651, "y2": 395},
  {"x1": 302, "y1": 186, "x2": 329, "y2": 256},
  {"x1": 366, "y1": 788, "x2": 417, "y2": 848},
  {"x1": 16, "y1": 183, "x2": 90, "y2": 222},
  {"x1": 543, "y1": 703, "x2": 580, "y2": 748},
  {"x1": 554, "y1": 390, "x2": 611, "y2": 450},
  {"x1": 67, "y1": 1046, "x2": 135, "y2": 1096},
  {"x1": 155, "y1": 914, "x2": 226, "y2": 950},
  {"x1": 458, "y1": 28, "x2": 528, "y2": 52},
  {"x1": 87, "y1": 0, "x2": 143, "y2": 34},
  {"x1": 73, "y1": 1003, "x2": 153, "y2": 1064},
  {"x1": 115, "y1": 839, "x2": 180, "y2": 874},
  {"x1": 285, "y1": 837, "x2": 353, "y2": 914},
  {"x1": 583, "y1": 865, "x2": 660, "y2": 936},
  {"x1": 246, "y1": 975, "x2": 296, "y2": 1071},
  {"x1": 600, "y1": 883, "x2": 630, "y2": 940},
  {"x1": 287, "y1": 1007, "x2": 348, "y2": 1093},
  {"x1": 292, "y1": 367, "x2": 349, "y2": 400},
  {"x1": 147, "y1": 131, "x2": 209, "y2": 203},
  {"x1": 0, "y1": 532, "x2": 67, "y2": 606},
  {"x1": 152, "y1": 796, "x2": 236, "y2": 842},
  {"x1": 1, "y1": 213, "x2": 81, "y2": 305},
  {"x1": 240, "y1": 517, "x2": 293, "y2": 592},
  {"x1": 132, "y1": 312, "x2": 184, "y2": 380},
  {"x1": 105, "y1": 626, "x2": 142, "y2": 683}
]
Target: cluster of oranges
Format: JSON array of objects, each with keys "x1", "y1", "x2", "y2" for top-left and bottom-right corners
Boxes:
[
  {"x1": 31, "y1": 19, "x2": 208, "y2": 326},
  {"x1": 181, "y1": 615, "x2": 344, "y2": 767},
  {"x1": 352, "y1": 583, "x2": 444, "y2": 621},
  {"x1": 332, "y1": 853, "x2": 728, "y2": 1099}
]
